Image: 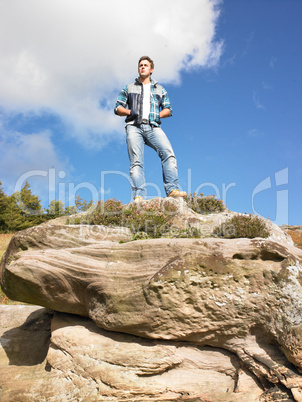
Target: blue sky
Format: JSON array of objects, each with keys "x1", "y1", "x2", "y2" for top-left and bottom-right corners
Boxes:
[{"x1": 0, "y1": 0, "x2": 301, "y2": 225}]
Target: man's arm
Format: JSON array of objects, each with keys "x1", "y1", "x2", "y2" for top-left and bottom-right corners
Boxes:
[
  {"x1": 114, "y1": 85, "x2": 129, "y2": 116},
  {"x1": 115, "y1": 106, "x2": 131, "y2": 117},
  {"x1": 159, "y1": 108, "x2": 171, "y2": 119},
  {"x1": 160, "y1": 86, "x2": 172, "y2": 118}
]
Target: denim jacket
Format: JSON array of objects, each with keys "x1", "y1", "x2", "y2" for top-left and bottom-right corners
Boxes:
[{"x1": 114, "y1": 78, "x2": 172, "y2": 126}]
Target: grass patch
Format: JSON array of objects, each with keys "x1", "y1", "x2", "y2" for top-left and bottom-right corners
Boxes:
[
  {"x1": 214, "y1": 214, "x2": 269, "y2": 239},
  {"x1": 185, "y1": 193, "x2": 226, "y2": 214},
  {"x1": 68, "y1": 198, "x2": 182, "y2": 239},
  {"x1": 282, "y1": 228, "x2": 302, "y2": 250},
  {"x1": 0, "y1": 233, "x2": 13, "y2": 259},
  {"x1": 68, "y1": 196, "x2": 228, "y2": 240}
]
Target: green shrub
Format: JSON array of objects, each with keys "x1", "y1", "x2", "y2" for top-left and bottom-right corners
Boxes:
[
  {"x1": 185, "y1": 193, "x2": 225, "y2": 214},
  {"x1": 80, "y1": 199, "x2": 124, "y2": 226},
  {"x1": 68, "y1": 198, "x2": 178, "y2": 238},
  {"x1": 214, "y1": 214, "x2": 269, "y2": 239},
  {"x1": 132, "y1": 231, "x2": 150, "y2": 241}
]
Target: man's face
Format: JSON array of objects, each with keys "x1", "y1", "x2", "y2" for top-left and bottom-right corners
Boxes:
[{"x1": 138, "y1": 60, "x2": 154, "y2": 78}]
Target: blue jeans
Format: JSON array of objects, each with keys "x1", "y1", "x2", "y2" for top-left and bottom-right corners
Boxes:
[{"x1": 126, "y1": 124, "x2": 179, "y2": 198}]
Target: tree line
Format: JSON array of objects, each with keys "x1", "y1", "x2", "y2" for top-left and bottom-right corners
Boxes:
[{"x1": 0, "y1": 180, "x2": 92, "y2": 233}]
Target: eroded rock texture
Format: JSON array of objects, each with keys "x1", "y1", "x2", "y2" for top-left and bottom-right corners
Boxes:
[
  {"x1": 1, "y1": 201, "x2": 302, "y2": 400},
  {"x1": 0, "y1": 306, "x2": 263, "y2": 401},
  {"x1": 48, "y1": 312, "x2": 263, "y2": 401}
]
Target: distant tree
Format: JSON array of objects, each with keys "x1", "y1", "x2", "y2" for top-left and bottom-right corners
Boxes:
[
  {"x1": 0, "y1": 182, "x2": 6, "y2": 209},
  {"x1": 75, "y1": 195, "x2": 93, "y2": 212},
  {"x1": 45, "y1": 199, "x2": 65, "y2": 218},
  {"x1": 0, "y1": 181, "x2": 48, "y2": 232},
  {"x1": 65, "y1": 205, "x2": 78, "y2": 215},
  {"x1": 12, "y1": 181, "x2": 46, "y2": 229},
  {"x1": 0, "y1": 182, "x2": 94, "y2": 233},
  {"x1": 0, "y1": 182, "x2": 8, "y2": 231},
  {"x1": 14, "y1": 181, "x2": 42, "y2": 216},
  {"x1": 3, "y1": 195, "x2": 26, "y2": 232}
]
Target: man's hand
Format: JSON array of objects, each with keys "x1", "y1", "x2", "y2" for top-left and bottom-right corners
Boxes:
[
  {"x1": 129, "y1": 109, "x2": 138, "y2": 120},
  {"x1": 116, "y1": 107, "x2": 138, "y2": 121}
]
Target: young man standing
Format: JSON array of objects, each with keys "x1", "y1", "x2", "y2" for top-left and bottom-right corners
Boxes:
[{"x1": 114, "y1": 56, "x2": 186, "y2": 202}]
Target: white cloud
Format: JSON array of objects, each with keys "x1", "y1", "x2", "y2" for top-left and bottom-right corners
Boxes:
[
  {"x1": 0, "y1": 0, "x2": 223, "y2": 148},
  {"x1": 247, "y1": 128, "x2": 264, "y2": 138},
  {"x1": 0, "y1": 127, "x2": 71, "y2": 198},
  {"x1": 242, "y1": 31, "x2": 255, "y2": 56},
  {"x1": 262, "y1": 81, "x2": 273, "y2": 90},
  {"x1": 270, "y1": 56, "x2": 277, "y2": 69},
  {"x1": 252, "y1": 91, "x2": 265, "y2": 110}
]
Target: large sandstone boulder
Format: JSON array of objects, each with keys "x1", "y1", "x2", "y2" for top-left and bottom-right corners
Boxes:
[
  {"x1": 1, "y1": 199, "x2": 302, "y2": 400},
  {"x1": 0, "y1": 306, "x2": 264, "y2": 401}
]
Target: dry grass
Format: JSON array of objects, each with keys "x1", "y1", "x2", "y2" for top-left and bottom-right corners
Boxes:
[
  {"x1": 285, "y1": 229, "x2": 302, "y2": 250},
  {"x1": 0, "y1": 233, "x2": 20, "y2": 304},
  {"x1": 0, "y1": 233, "x2": 13, "y2": 258}
]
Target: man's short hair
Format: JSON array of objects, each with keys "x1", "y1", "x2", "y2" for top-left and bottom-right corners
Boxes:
[{"x1": 138, "y1": 56, "x2": 154, "y2": 70}]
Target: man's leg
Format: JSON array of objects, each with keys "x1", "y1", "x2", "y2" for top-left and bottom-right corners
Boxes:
[
  {"x1": 145, "y1": 126, "x2": 180, "y2": 196},
  {"x1": 126, "y1": 125, "x2": 146, "y2": 199}
]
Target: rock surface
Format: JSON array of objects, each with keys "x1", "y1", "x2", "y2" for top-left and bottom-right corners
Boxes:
[
  {"x1": 0, "y1": 305, "x2": 53, "y2": 401},
  {"x1": 48, "y1": 312, "x2": 264, "y2": 401},
  {"x1": 1, "y1": 199, "x2": 302, "y2": 400},
  {"x1": 0, "y1": 306, "x2": 264, "y2": 401}
]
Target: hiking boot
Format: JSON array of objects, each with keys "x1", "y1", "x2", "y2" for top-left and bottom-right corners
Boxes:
[
  {"x1": 133, "y1": 196, "x2": 144, "y2": 203},
  {"x1": 168, "y1": 189, "x2": 187, "y2": 198}
]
